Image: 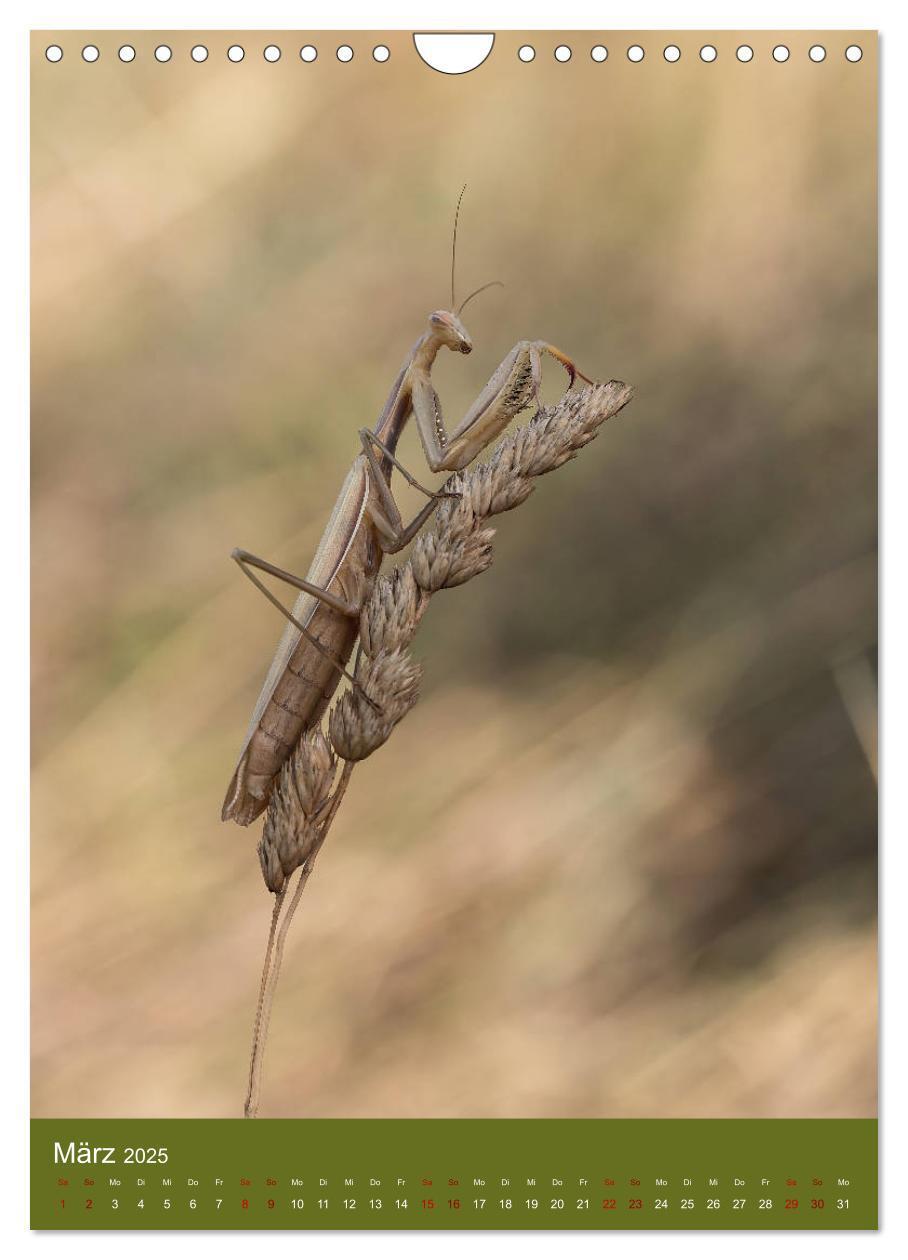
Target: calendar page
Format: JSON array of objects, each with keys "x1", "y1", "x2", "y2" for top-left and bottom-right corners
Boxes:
[{"x1": 29, "y1": 28, "x2": 877, "y2": 1231}]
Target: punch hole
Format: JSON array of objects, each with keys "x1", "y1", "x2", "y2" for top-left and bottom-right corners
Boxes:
[
  {"x1": 228, "y1": 45, "x2": 245, "y2": 63},
  {"x1": 191, "y1": 45, "x2": 208, "y2": 62},
  {"x1": 373, "y1": 45, "x2": 390, "y2": 62},
  {"x1": 337, "y1": 45, "x2": 354, "y2": 62},
  {"x1": 736, "y1": 45, "x2": 754, "y2": 62},
  {"x1": 118, "y1": 45, "x2": 136, "y2": 63},
  {"x1": 699, "y1": 45, "x2": 717, "y2": 63},
  {"x1": 845, "y1": 45, "x2": 863, "y2": 62},
  {"x1": 518, "y1": 45, "x2": 535, "y2": 62},
  {"x1": 300, "y1": 45, "x2": 318, "y2": 63},
  {"x1": 554, "y1": 45, "x2": 572, "y2": 63},
  {"x1": 591, "y1": 45, "x2": 608, "y2": 63},
  {"x1": 663, "y1": 45, "x2": 681, "y2": 63},
  {"x1": 627, "y1": 45, "x2": 645, "y2": 63},
  {"x1": 413, "y1": 33, "x2": 494, "y2": 74},
  {"x1": 808, "y1": 45, "x2": 826, "y2": 62},
  {"x1": 45, "y1": 44, "x2": 63, "y2": 62},
  {"x1": 264, "y1": 45, "x2": 281, "y2": 63},
  {"x1": 772, "y1": 45, "x2": 790, "y2": 63},
  {"x1": 82, "y1": 45, "x2": 100, "y2": 62},
  {"x1": 154, "y1": 45, "x2": 172, "y2": 63}
]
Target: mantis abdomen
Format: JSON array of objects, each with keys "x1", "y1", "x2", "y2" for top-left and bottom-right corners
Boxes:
[{"x1": 223, "y1": 461, "x2": 380, "y2": 825}]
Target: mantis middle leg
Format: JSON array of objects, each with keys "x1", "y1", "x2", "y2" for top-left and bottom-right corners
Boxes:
[{"x1": 357, "y1": 430, "x2": 454, "y2": 554}]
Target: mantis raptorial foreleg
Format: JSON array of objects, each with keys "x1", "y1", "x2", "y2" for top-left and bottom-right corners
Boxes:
[{"x1": 412, "y1": 339, "x2": 590, "y2": 473}]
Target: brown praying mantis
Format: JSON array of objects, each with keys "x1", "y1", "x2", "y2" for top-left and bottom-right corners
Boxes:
[{"x1": 222, "y1": 198, "x2": 594, "y2": 826}]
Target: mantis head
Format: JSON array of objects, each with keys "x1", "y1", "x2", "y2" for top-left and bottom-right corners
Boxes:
[{"x1": 429, "y1": 310, "x2": 472, "y2": 355}]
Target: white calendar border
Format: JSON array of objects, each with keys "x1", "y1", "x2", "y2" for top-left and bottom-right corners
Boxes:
[
  {"x1": 3, "y1": 0, "x2": 902, "y2": 1257},
  {"x1": 7, "y1": 1, "x2": 901, "y2": 30}
]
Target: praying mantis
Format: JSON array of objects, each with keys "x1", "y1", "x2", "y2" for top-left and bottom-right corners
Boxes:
[{"x1": 222, "y1": 199, "x2": 594, "y2": 826}]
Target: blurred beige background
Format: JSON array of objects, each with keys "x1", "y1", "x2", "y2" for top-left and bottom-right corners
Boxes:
[{"x1": 31, "y1": 31, "x2": 877, "y2": 1118}]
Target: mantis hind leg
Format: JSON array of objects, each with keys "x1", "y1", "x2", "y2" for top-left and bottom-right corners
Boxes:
[
  {"x1": 232, "y1": 549, "x2": 358, "y2": 618},
  {"x1": 231, "y1": 549, "x2": 374, "y2": 703}
]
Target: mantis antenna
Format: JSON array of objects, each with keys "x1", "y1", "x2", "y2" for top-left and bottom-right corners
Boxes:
[
  {"x1": 451, "y1": 183, "x2": 467, "y2": 309},
  {"x1": 450, "y1": 186, "x2": 504, "y2": 315},
  {"x1": 458, "y1": 279, "x2": 505, "y2": 315}
]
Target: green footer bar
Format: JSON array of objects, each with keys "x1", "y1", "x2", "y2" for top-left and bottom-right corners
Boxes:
[{"x1": 31, "y1": 1118, "x2": 877, "y2": 1230}]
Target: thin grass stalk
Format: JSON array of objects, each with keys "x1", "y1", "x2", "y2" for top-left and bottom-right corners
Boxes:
[
  {"x1": 244, "y1": 760, "x2": 356, "y2": 1118},
  {"x1": 244, "y1": 886, "x2": 284, "y2": 1118}
]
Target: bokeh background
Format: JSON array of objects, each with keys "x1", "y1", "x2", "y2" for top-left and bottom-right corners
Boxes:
[{"x1": 31, "y1": 31, "x2": 877, "y2": 1118}]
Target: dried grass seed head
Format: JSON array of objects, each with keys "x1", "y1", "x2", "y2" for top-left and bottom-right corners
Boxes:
[
  {"x1": 328, "y1": 649, "x2": 422, "y2": 761},
  {"x1": 360, "y1": 565, "x2": 422, "y2": 658}
]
